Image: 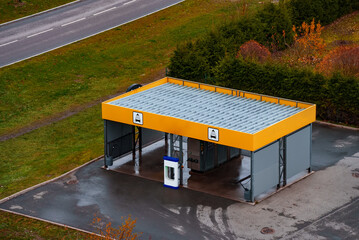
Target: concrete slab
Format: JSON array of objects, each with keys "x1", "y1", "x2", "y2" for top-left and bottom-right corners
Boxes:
[{"x1": 109, "y1": 139, "x2": 251, "y2": 202}]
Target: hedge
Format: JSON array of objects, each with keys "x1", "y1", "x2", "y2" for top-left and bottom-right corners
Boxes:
[
  {"x1": 287, "y1": 0, "x2": 359, "y2": 26},
  {"x1": 212, "y1": 57, "x2": 359, "y2": 126}
]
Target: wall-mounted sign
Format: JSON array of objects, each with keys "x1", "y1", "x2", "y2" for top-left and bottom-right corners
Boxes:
[
  {"x1": 208, "y1": 127, "x2": 219, "y2": 141},
  {"x1": 133, "y1": 111, "x2": 143, "y2": 125}
]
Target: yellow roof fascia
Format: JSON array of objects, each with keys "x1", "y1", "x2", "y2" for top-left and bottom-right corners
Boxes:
[
  {"x1": 253, "y1": 104, "x2": 316, "y2": 150},
  {"x1": 102, "y1": 103, "x2": 255, "y2": 150}
]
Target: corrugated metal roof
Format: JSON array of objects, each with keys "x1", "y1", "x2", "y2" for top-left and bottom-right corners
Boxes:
[{"x1": 108, "y1": 82, "x2": 303, "y2": 134}]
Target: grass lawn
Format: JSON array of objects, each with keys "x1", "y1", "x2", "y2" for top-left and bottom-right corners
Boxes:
[
  {"x1": 0, "y1": 0, "x2": 75, "y2": 24},
  {"x1": 0, "y1": 0, "x2": 269, "y2": 238},
  {"x1": 0, "y1": 210, "x2": 90, "y2": 239}
]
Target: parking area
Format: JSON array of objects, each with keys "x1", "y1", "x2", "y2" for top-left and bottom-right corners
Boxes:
[{"x1": 0, "y1": 122, "x2": 358, "y2": 239}]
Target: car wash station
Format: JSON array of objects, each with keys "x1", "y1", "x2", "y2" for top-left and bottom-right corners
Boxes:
[{"x1": 102, "y1": 77, "x2": 316, "y2": 203}]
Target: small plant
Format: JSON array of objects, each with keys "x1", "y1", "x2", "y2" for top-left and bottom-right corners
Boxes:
[
  {"x1": 90, "y1": 215, "x2": 141, "y2": 240},
  {"x1": 317, "y1": 45, "x2": 359, "y2": 77},
  {"x1": 237, "y1": 40, "x2": 271, "y2": 63},
  {"x1": 291, "y1": 19, "x2": 326, "y2": 65}
]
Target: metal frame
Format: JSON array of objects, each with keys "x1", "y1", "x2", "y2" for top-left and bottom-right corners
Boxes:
[{"x1": 278, "y1": 137, "x2": 287, "y2": 189}]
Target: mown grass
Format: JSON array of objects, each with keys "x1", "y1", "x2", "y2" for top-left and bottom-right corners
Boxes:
[
  {"x1": 0, "y1": 0, "x2": 258, "y2": 136},
  {"x1": 0, "y1": 105, "x2": 103, "y2": 198},
  {"x1": 0, "y1": 0, "x2": 74, "y2": 24},
  {"x1": 0, "y1": 210, "x2": 90, "y2": 239}
]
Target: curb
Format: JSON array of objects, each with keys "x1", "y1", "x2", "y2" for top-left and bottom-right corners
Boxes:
[
  {"x1": 315, "y1": 120, "x2": 359, "y2": 131},
  {"x1": 0, "y1": 155, "x2": 103, "y2": 204},
  {"x1": 0, "y1": 0, "x2": 81, "y2": 27}
]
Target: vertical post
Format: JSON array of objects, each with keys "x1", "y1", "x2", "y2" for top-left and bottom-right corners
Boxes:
[
  {"x1": 308, "y1": 124, "x2": 312, "y2": 173},
  {"x1": 132, "y1": 126, "x2": 136, "y2": 161},
  {"x1": 170, "y1": 134, "x2": 174, "y2": 157},
  {"x1": 169, "y1": 134, "x2": 183, "y2": 186},
  {"x1": 250, "y1": 151, "x2": 254, "y2": 202},
  {"x1": 179, "y1": 136, "x2": 183, "y2": 186},
  {"x1": 104, "y1": 120, "x2": 108, "y2": 168},
  {"x1": 165, "y1": 133, "x2": 168, "y2": 155},
  {"x1": 283, "y1": 137, "x2": 287, "y2": 186},
  {"x1": 138, "y1": 127, "x2": 142, "y2": 159}
]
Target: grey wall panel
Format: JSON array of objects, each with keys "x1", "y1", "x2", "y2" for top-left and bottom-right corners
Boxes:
[
  {"x1": 142, "y1": 128, "x2": 164, "y2": 146},
  {"x1": 218, "y1": 144, "x2": 227, "y2": 165},
  {"x1": 252, "y1": 141, "x2": 279, "y2": 197},
  {"x1": 105, "y1": 120, "x2": 133, "y2": 159},
  {"x1": 106, "y1": 120, "x2": 132, "y2": 142},
  {"x1": 230, "y1": 147, "x2": 240, "y2": 159},
  {"x1": 286, "y1": 125, "x2": 311, "y2": 178}
]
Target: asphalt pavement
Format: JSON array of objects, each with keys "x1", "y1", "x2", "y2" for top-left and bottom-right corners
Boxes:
[
  {"x1": 0, "y1": 123, "x2": 358, "y2": 239},
  {"x1": 0, "y1": 0, "x2": 184, "y2": 68}
]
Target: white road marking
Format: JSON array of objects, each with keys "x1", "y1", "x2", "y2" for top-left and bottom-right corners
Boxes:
[
  {"x1": 0, "y1": 0, "x2": 185, "y2": 68},
  {"x1": 27, "y1": 28, "x2": 53, "y2": 38},
  {"x1": 61, "y1": 17, "x2": 86, "y2": 27},
  {"x1": 93, "y1": 7, "x2": 117, "y2": 16},
  {"x1": 0, "y1": 40, "x2": 18, "y2": 47},
  {"x1": 124, "y1": 0, "x2": 136, "y2": 5}
]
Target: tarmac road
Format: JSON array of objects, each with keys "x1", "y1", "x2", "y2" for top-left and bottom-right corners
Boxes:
[
  {"x1": 0, "y1": 0, "x2": 184, "y2": 68},
  {"x1": 0, "y1": 123, "x2": 358, "y2": 239}
]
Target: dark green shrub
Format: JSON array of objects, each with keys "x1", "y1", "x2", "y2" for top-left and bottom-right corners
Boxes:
[
  {"x1": 167, "y1": 42, "x2": 210, "y2": 81},
  {"x1": 287, "y1": 0, "x2": 324, "y2": 26},
  {"x1": 256, "y1": 3, "x2": 294, "y2": 50},
  {"x1": 213, "y1": 56, "x2": 358, "y2": 126},
  {"x1": 325, "y1": 74, "x2": 359, "y2": 124}
]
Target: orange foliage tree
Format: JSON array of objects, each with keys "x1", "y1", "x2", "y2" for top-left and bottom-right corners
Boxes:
[
  {"x1": 291, "y1": 19, "x2": 326, "y2": 65},
  {"x1": 317, "y1": 45, "x2": 359, "y2": 77},
  {"x1": 237, "y1": 40, "x2": 271, "y2": 63},
  {"x1": 90, "y1": 215, "x2": 141, "y2": 240}
]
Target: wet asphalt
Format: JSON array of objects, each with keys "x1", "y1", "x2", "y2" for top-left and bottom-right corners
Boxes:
[{"x1": 0, "y1": 122, "x2": 358, "y2": 239}]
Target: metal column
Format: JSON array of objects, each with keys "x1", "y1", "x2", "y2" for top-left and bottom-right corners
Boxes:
[
  {"x1": 169, "y1": 134, "x2": 183, "y2": 186},
  {"x1": 278, "y1": 137, "x2": 287, "y2": 189},
  {"x1": 104, "y1": 120, "x2": 108, "y2": 168},
  {"x1": 308, "y1": 123, "x2": 312, "y2": 173},
  {"x1": 250, "y1": 151, "x2": 254, "y2": 202},
  {"x1": 132, "y1": 126, "x2": 142, "y2": 161}
]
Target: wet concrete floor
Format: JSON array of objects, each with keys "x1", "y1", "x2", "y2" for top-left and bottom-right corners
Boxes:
[
  {"x1": 109, "y1": 139, "x2": 251, "y2": 202},
  {"x1": 0, "y1": 122, "x2": 358, "y2": 239}
]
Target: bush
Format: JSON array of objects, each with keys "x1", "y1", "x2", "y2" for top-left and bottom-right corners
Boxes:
[
  {"x1": 256, "y1": 2, "x2": 294, "y2": 50},
  {"x1": 238, "y1": 40, "x2": 271, "y2": 63},
  {"x1": 317, "y1": 45, "x2": 359, "y2": 77},
  {"x1": 167, "y1": 41, "x2": 210, "y2": 81}
]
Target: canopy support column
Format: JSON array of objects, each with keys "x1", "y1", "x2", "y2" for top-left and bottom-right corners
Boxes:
[{"x1": 169, "y1": 134, "x2": 183, "y2": 186}]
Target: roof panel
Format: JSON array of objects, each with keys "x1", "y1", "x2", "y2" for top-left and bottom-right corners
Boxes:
[{"x1": 108, "y1": 82, "x2": 304, "y2": 134}]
